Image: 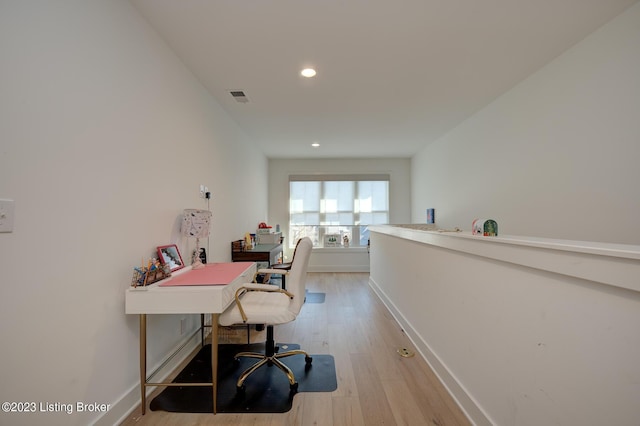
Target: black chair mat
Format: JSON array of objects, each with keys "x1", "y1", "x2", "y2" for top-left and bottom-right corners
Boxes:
[
  {"x1": 150, "y1": 343, "x2": 337, "y2": 413},
  {"x1": 305, "y1": 292, "x2": 325, "y2": 303}
]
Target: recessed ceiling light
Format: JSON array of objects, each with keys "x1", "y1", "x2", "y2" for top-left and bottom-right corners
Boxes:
[
  {"x1": 301, "y1": 68, "x2": 317, "y2": 78},
  {"x1": 311, "y1": 143, "x2": 320, "y2": 147}
]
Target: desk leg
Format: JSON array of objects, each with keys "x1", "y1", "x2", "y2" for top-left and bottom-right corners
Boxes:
[
  {"x1": 211, "y1": 313, "x2": 219, "y2": 414},
  {"x1": 139, "y1": 314, "x2": 147, "y2": 415}
]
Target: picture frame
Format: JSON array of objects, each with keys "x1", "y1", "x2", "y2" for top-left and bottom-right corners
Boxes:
[
  {"x1": 324, "y1": 234, "x2": 341, "y2": 248},
  {"x1": 157, "y1": 244, "x2": 185, "y2": 272},
  {"x1": 426, "y1": 208, "x2": 435, "y2": 224}
]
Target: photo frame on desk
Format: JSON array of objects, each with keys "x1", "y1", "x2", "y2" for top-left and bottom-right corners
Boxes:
[{"x1": 157, "y1": 244, "x2": 184, "y2": 272}]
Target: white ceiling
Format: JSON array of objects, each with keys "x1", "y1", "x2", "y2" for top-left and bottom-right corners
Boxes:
[{"x1": 131, "y1": 0, "x2": 637, "y2": 159}]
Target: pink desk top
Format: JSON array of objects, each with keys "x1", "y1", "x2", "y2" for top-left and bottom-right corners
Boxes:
[{"x1": 159, "y1": 262, "x2": 253, "y2": 287}]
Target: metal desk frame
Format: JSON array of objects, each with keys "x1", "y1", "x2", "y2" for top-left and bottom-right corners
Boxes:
[{"x1": 125, "y1": 262, "x2": 256, "y2": 414}]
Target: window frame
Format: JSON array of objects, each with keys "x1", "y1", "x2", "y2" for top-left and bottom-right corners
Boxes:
[{"x1": 288, "y1": 174, "x2": 390, "y2": 248}]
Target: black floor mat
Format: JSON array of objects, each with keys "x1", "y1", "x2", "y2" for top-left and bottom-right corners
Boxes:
[
  {"x1": 305, "y1": 292, "x2": 325, "y2": 303},
  {"x1": 150, "y1": 343, "x2": 337, "y2": 413}
]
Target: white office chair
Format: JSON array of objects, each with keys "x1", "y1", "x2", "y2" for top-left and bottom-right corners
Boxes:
[{"x1": 219, "y1": 237, "x2": 313, "y2": 392}]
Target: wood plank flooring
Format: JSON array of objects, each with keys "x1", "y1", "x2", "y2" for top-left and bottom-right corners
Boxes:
[{"x1": 121, "y1": 273, "x2": 470, "y2": 426}]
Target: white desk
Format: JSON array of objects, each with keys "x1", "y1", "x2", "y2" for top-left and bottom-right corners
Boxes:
[{"x1": 125, "y1": 262, "x2": 256, "y2": 414}]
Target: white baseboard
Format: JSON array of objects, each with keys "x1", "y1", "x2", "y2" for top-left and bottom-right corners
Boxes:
[
  {"x1": 91, "y1": 332, "x2": 203, "y2": 426},
  {"x1": 368, "y1": 276, "x2": 492, "y2": 426},
  {"x1": 307, "y1": 265, "x2": 370, "y2": 272}
]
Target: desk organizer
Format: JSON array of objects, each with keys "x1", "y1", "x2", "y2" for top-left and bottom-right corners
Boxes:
[
  {"x1": 231, "y1": 239, "x2": 246, "y2": 252},
  {"x1": 131, "y1": 264, "x2": 171, "y2": 287}
]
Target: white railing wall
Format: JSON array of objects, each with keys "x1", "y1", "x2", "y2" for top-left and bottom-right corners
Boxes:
[{"x1": 368, "y1": 225, "x2": 640, "y2": 426}]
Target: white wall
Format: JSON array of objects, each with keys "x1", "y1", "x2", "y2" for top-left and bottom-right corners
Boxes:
[
  {"x1": 411, "y1": 2, "x2": 640, "y2": 245},
  {"x1": 268, "y1": 158, "x2": 411, "y2": 271},
  {"x1": 0, "y1": 2, "x2": 267, "y2": 425},
  {"x1": 369, "y1": 229, "x2": 640, "y2": 426},
  {"x1": 393, "y1": 4, "x2": 640, "y2": 424}
]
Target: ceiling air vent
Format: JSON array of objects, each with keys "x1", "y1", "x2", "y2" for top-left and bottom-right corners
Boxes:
[{"x1": 229, "y1": 90, "x2": 249, "y2": 103}]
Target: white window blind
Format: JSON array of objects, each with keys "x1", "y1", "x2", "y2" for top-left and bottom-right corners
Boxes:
[{"x1": 288, "y1": 174, "x2": 389, "y2": 247}]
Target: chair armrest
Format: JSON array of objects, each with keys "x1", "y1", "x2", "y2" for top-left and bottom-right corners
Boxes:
[
  {"x1": 233, "y1": 283, "x2": 294, "y2": 322},
  {"x1": 242, "y1": 283, "x2": 282, "y2": 291},
  {"x1": 257, "y1": 268, "x2": 290, "y2": 276}
]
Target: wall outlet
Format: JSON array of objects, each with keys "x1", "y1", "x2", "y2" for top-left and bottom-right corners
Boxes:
[
  {"x1": 180, "y1": 317, "x2": 186, "y2": 335},
  {"x1": 199, "y1": 184, "x2": 210, "y2": 199}
]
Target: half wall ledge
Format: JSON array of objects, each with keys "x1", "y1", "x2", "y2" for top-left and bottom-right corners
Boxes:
[{"x1": 369, "y1": 225, "x2": 640, "y2": 294}]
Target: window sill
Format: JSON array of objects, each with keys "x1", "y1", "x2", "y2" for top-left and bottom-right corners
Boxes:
[{"x1": 312, "y1": 247, "x2": 369, "y2": 253}]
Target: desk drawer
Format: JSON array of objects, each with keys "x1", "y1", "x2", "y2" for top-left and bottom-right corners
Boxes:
[{"x1": 220, "y1": 263, "x2": 256, "y2": 311}]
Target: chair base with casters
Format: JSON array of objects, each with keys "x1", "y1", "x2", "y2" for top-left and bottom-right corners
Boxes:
[{"x1": 234, "y1": 324, "x2": 312, "y2": 392}]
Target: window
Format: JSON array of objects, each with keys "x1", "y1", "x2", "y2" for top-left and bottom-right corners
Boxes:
[{"x1": 289, "y1": 174, "x2": 389, "y2": 248}]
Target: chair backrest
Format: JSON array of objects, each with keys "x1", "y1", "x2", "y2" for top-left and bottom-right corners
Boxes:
[
  {"x1": 288, "y1": 237, "x2": 302, "y2": 264},
  {"x1": 286, "y1": 237, "x2": 313, "y2": 315}
]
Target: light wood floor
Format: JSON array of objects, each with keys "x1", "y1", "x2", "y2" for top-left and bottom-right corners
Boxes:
[{"x1": 121, "y1": 273, "x2": 470, "y2": 426}]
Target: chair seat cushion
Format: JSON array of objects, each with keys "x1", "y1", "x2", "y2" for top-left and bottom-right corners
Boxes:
[{"x1": 219, "y1": 290, "x2": 296, "y2": 326}]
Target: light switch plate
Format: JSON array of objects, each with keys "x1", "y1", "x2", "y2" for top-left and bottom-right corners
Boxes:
[{"x1": 0, "y1": 199, "x2": 15, "y2": 233}]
